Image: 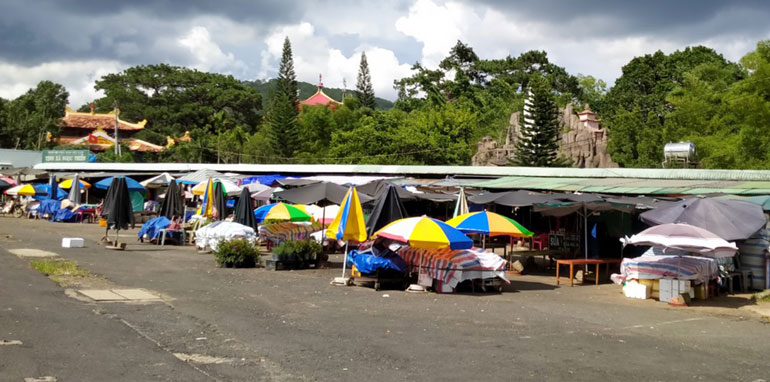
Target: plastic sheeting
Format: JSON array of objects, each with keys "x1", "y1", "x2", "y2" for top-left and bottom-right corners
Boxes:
[
  {"x1": 194, "y1": 221, "x2": 256, "y2": 251},
  {"x1": 138, "y1": 216, "x2": 171, "y2": 241},
  {"x1": 346, "y1": 248, "x2": 408, "y2": 274}
]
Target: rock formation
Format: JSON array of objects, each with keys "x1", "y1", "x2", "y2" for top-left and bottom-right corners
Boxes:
[{"x1": 472, "y1": 104, "x2": 618, "y2": 168}]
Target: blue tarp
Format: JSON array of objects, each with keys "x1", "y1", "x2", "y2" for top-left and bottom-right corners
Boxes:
[
  {"x1": 346, "y1": 248, "x2": 408, "y2": 275},
  {"x1": 240, "y1": 174, "x2": 285, "y2": 186},
  {"x1": 138, "y1": 216, "x2": 171, "y2": 241},
  {"x1": 38, "y1": 199, "x2": 61, "y2": 216},
  {"x1": 52, "y1": 208, "x2": 78, "y2": 222}
]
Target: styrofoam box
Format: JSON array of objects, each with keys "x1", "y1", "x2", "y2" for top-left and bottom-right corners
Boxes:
[
  {"x1": 623, "y1": 281, "x2": 650, "y2": 299},
  {"x1": 62, "y1": 238, "x2": 85, "y2": 248},
  {"x1": 660, "y1": 279, "x2": 691, "y2": 302}
]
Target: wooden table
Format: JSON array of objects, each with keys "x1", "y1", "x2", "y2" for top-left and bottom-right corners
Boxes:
[{"x1": 555, "y1": 258, "x2": 623, "y2": 287}]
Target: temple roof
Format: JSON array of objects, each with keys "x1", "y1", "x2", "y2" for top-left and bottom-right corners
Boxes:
[
  {"x1": 299, "y1": 74, "x2": 342, "y2": 107},
  {"x1": 62, "y1": 106, "x2": 147, "y2": 131}
]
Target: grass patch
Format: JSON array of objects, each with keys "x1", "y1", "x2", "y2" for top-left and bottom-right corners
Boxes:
[
  {"x1": 30, "y1": 259, "x2": 90, "y2": 285},
  {"x1": 759, "y1": 294, "x2": 770, "y2": 303}
]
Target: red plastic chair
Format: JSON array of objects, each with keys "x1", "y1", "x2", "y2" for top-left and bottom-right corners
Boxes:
[{"x1": 531, "y1": 233, "x2": 548, "y2": 251}]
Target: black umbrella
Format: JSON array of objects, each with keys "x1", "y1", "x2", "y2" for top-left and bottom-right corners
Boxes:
[
  {"x1": 159, "y1": 179, "x2": 185, "y2": 219},
  {"x1": 103, "y1": 177, "x2": 134, "y2": 248},
  {"x1": 213, "y1": 181, "x2": 228, "y2": 221},
  {"x1": 234, "y1": 188, "x2": 258, "y2": 230},
  {"x1": 274, "y1": 182, "x2": 374, "y2": 206},
  {"x1": 358, "y1": 180, "x2": 417, "y2": 200},
  {"x1": 366, "y1": 185, "x2": 409, "y2": 237},
  {"x1": 639, "y1": 197, "x2": 766, "y2": 241}
]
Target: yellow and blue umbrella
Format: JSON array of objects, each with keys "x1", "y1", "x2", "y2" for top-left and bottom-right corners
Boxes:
[
  {"x1": 373, "y1": 216, "x2": 473, "y2": 250},
  {"x1": 253, "y1": 202, "x2": 311, "y2": 222},
  {"x1": 196, "y1": 178, "x2": 214, "y2": 217},
  {"x1": 5, "y1": 184, "x2": 37, "y2": 196},
  {"x1": 59, "y1": 179, "x2": 91, "y2": 189},
  {"x1": 326, "y1": 186, "x2": 366, "y2": 242},
  {"x1": 446, "y1": 210, "x2": 533, "y2": 237}
]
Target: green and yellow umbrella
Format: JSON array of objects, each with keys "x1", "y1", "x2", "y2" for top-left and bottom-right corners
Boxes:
[
  {"x1": 253, "y1": 202, "x2": 311, "y2": 223},
  {"x1": 446, "y1": 210, "x2": 533, "y2": 237}
]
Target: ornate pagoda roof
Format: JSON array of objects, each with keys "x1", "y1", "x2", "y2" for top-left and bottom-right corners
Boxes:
[
  {"x1": 299, "y1": 74, "x2": 342, "y2": 108},
  {"x1": 62, "y1": 106, "x2": 147, "y2": 131}
]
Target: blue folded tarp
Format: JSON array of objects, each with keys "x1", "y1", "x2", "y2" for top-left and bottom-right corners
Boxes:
[
  {"x1": 52, "y1": 208, "x2": 78, "y2": 222},
  {"x1": 346, "y1": 248, "x2": 408, "y2": 275},
  {"x1": 138, "y1": 216, "x2": 171, "y2": 241},
  {"x1": 39, "y1": 199, "x2": 61, "y2": 216}
]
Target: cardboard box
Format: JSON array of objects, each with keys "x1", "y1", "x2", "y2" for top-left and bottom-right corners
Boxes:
[{"x1": 62, "y1": 237, "x2": 84, "y2": 248}]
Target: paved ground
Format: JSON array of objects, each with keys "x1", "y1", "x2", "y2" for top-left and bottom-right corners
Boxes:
[{"x1": 1, "y1": 216, "x2": 769, "y2": 381}]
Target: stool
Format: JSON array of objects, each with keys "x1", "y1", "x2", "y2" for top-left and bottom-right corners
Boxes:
[{"x1": 158, "y1": 229, "x2": 186, "y2": 246}]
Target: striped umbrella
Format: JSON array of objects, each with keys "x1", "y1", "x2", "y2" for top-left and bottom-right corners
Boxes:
[
  {"x1": 6, "y1": 184, "x2": 38, "y2": 196},
  {"x1": 326, "y1": 186, "x2": 366, "y2": 242},
  {"x1": 373, "y1": 216, "x2": 473, "y2": 250},
  {"x1": 253, "y1": 202, "x2": 311, "y2": 223},
  {"x1": 446, "y1": 210, "x2": 533, "y2": 237},
  {"x1": 196, "y1": 178, "x2": 214, "y2": 217}
]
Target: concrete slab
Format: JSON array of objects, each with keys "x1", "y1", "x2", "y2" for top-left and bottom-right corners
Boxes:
[
  {"x1": 8, "y1": 248, "x2": 58, "y2": 258},
  {"x1": 25, "y1": 377, "x2": 57, "y2": 382},
  {"x1": 77, "y1": 289, "x2": 127, "y2": 301},
  {"x1": 111, "y1": 289, "x2": 161, "y2": 300}
]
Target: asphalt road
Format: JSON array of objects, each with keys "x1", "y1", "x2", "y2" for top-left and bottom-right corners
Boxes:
[{"x1": 1, "y1": 217, "x2": 769, "y2": 381}]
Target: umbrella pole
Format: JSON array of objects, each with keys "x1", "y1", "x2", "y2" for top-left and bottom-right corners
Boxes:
[
  {"x1": 583, "y1": 205, "x2": 588, "y2": 273},
  {"x1": 341, "y1": 241, "x2": 349, "y2": 278}
]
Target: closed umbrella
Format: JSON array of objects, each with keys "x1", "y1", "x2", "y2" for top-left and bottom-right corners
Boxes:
[
  {"x1": 326, "y1": 186, "x2": 367, "y2": 284},
  {"x1": 366, "y1": 184, "x2": 408, "y2": 237},
  {"x1": 453, "y1": 187, "x2": 469, "y2": 218},
  {"x1": 49, "y1": 175, "x2": 58, "y2": 201},
  {"x1": 640, "y1": 197, "x2": 766, "y2": 241},
  {"x1": 67, "y1": 174, "x2": 82, "y2": 205},
  {"x1": 234, "y1": 188, "x2": 258, "y2": 230},
  {"x1": 196, "y1": 178, "x2": 214, "y2": 218},
  {"x1": 102, "y1": 177, "x2": 134, "y2": 249},
  {"x1": 213, "y1": 181, "x2": 228, "y2": 220},
  {"x1": 159, "y1": 179, "x2": 185, "y2": 219}
]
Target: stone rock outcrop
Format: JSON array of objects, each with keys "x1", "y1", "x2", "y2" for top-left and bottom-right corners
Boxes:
[{"x1": 472, "y1": 103, "x2": 618, "y2": 168}]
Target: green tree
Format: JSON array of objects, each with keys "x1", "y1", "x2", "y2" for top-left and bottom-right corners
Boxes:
[
  {"x1": 513, "y1": 75, "x2": 561, "y2": 166},
  {"x1": 89, "y1": 64, "x2": 261, "y2": 146},
  {"x1": 265, "y1": 91, "x2": 299, "y2": 161},
  {"x1": 356, "y1": 52, "x2": 377, "y2": 109},
  {"x1": 276, "y1": 37, "x2": 299, "y2": 112},
  {"x1": 0, "y1": 81, "x2": 68, "y2": 150},
  {"x1": 296, "y1": 105, "x2": 337, "y2": 161}
]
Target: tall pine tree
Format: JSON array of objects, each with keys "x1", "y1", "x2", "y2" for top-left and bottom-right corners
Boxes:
[
  {"x1": 266, "y1": 36, "x2": 299, "y2": 161},
  {"x1": 266, "y1": 91, "x2": 298, "y2": 161},
  {"x1": 513, "y1": 74, "x2": 562, "y2": 166},
  {"x1": 356, "y1": 52, "x2": 376, "y2": 109},
  {"x1": 276, "y1": 37, "x2": 299, "y2": 110}
]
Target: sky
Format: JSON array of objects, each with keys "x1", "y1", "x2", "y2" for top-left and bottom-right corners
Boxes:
[{"x1": 1, "y1": 0, "x2": 769, "y2": 107}]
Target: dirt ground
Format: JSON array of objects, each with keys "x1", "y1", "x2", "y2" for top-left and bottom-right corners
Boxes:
[{"x1": 1, "y1": 216, "x2": 769, "y2": 381}]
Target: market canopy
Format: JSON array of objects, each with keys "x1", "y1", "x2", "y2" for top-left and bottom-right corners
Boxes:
[
  {"x1": 192, "y1": 178, "x2": 241, "y2": 196},
  {"x1": 366, "y1": 184, "x2": 409, "y2": 237},
  {"x1": 639, "y1": 197, "x2": 766, "y2": 241},
  {"x1": 358, "y1": 180, "x2": 418, "y2": 201},
  {"x1": 621, "y1": 223, "x2": 738, "y2": 258},
  {"x1": 273, "y1": 182, "x2": 374, "y2": 206},
  {"x1": 140, "y1": 172, "x2": 175, "y2": 188},
  {"x1": 177, "y1": 169, "x2": 234, "y2": 185}
]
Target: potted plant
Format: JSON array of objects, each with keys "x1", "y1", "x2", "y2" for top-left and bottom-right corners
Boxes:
[
  {"x1": 271, "y1": 239, "x2": 325, "y2": 269},
  {"x1": 214, "y1": 238, "x2": 261, "y2": 268}
]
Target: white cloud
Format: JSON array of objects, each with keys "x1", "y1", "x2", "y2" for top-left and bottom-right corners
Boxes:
[
  {"x1": 178, "y1": 26, "x2": 247, "y2": 75},
  {"x1": 0, "y1": 60, "x2": 124, "y2": 108}
]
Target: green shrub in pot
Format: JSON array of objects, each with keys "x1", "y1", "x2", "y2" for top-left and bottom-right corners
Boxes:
[{"x1": 214, "y1": 238, "x2": 260, "y2": 268}]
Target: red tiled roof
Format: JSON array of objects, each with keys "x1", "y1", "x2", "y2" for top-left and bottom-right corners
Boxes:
[
  {"x1": 299, "y1": 89, "x2": 342, "y2": 107},
  {"x1": 61, "y1": 107, "x2": 146, "y2": 131}
]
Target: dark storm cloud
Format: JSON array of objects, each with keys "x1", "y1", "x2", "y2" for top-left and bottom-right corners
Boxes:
[
  {"x1": 0, "y1": 0, "x2": 304, "y2": 66},
  {"x1": 472, "y1": 0, "x2": 770, "y2": 41}
]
